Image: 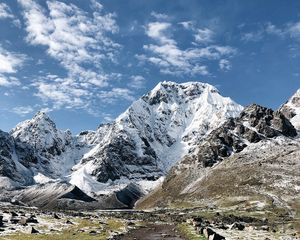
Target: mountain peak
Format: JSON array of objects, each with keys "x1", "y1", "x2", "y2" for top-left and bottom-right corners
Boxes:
[
  {"x1": 34, "y1": 110, "x2": 49, "y2": 118},
  {"x1": 11, "y1": 111, "x2": 56, "y2": 135},
  {"x1": 280, "y1": 89, "x2": 300, "y2": 131},
  {"x1": 143, "y1": 81, "x2": 220, "y2": 106},
  {"x1": 288, "y1": 88, "x2": 300, "y2": 106}
]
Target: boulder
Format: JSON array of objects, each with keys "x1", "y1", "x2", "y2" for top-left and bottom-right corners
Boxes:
[
  {"x1": 30, "y1": 227, "x2": 39, "y2": 234},
  {"x1": 26, "y1": 216, "x2": 38, "y2": 224},
  {"x1": 231, "y1": 222, "x2": 245, "y2": 231}
]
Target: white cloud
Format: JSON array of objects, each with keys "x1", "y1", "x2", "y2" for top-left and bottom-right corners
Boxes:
[
  {"x1": 0, "y1": 46, "x2": 26, "y2": 87},
  {"x1": 179, "y1": 21, "x2": 194, "y2": 30},
  {"x1": 219, "y1": 59, "x2": 231, "y2": 71},
  {"x1": 0, "y1": 3, "x2": 21, "y2": 27},
  {"x1": 129, "y1": 75, "x2": 146, "y2": 89},
  {"x1": 288, "y1": 21, "x2": 300, "y2": 39},
  {"x1": 241, "y1": 22, "x2": 300, "y2": 42},
  {"x1": 98, "y1": 88, "x2": 135, "y2": 104},
  {"x1": 0, "y1": 75, "x2": 21, "y2": 87},
  {"x1": 151, "y1": 12, "x2": 169, "y2": 20},
  {"x1": 0, "y1": 46, "x2": 26, "y2": 73},
  {"x1": 12, "y1": 106, "x2": 34, "y2": 116},
  {"x1": 142, "y1": 21, "x2": 235, "y2": 76},
  {"x1": 102, "y1": 113, "x2": 114, "y2": 122},
  {"x1": 18, "y1": 0, "x2": 124, "y2": 110},
  {"x1": 32, "y1": 81, "x2": 89, "y2": 109},
  {"x1": 179, "y1": 21, "x2": 214, "y2": 44},
  {"x1": 265, "y1": 23, "x2": 285, "y2": 37},
  {"x1": 241, "y1": 31, "x2": 264, "y2": 42},
  {"x1": 146, "y1": 22, "x2": 175, "y2": 45},
  {"x1": 194, "y1": 28, "x2": 214, "y2": 44},
  {"x1": 0, "y1": 3, "x2": 14, "y2": 19}
]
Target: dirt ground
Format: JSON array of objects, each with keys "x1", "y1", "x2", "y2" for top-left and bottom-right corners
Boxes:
[{"x1": 117, "y1": 223, "x2": 185, "y2": 240}]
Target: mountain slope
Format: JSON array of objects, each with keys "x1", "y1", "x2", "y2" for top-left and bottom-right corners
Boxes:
[
  {"x1": 136, "y1": 104, "x2": 299, "y2": 214},
  {"x1": 0, "y1": 130, "x2": 32, "y2": 189}
]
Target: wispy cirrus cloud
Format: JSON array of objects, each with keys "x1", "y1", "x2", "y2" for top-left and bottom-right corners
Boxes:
[
  {"x1": 150, "y1": 11, "x2": 170, "y2": 21},
  {"x1": 0, "y1": 46, "x2": 26, "y2": 74},
  {"x1": 0, "y1": 2, "x2": 14, "y2": 19},
  {"x1": 0, "y1": 75, "x2": 20, "y2": 87},
  {"x1": 0, "y1": 2, "x2": 21, "y2": 27},
  {"x1": 11, "y1": 106, "x2": 34, "y2": 116},
  {"x1": 98, "y1": 88, "x2": 135, "y2": 104},
  {"x1": 129, "y1": 75, "x2": 146, "y2": 89},
  {"x1": 179, "y1": 21, "x2": 214, "y2": 44},
  {"x1": 0, "y1": 46, "x2": 26, "y2": 87},
  {"x1": 241, "y1": 22, "x2": 300, "y2": 42},
  {"x1": 18, "y1": 0, "x2": 123, "y2": 110},
  {"x1": 138, "y1": 20, "x2": 236, "y2": 76},
  {"x1": 219, "y1": 59, "x2": 231, "y2": 71}
]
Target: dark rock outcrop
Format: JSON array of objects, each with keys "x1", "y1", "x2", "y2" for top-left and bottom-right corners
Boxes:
[
  {"x1": 115, "y1": 183, "x2": 144, "y2": 208},
  {"x1": 196, "y1": 104, "x2": 296, "y2": 167}
]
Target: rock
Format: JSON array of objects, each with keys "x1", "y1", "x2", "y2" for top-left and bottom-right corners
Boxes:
[
  {"x1": 89, "y1": 230, "x2": 97, "y2": 235},
  {"x1": 53, "y1": 213, "x2": 60, "y2": 219},
  {"x1": 192, "y1": 217, "x2": 203, "y2": 227},
  {"x1": 19, "y1": 211, "x2": 25, "y2": 216},
  {"x1": 19, "y1": 217, "x2": 27, "y2": 226},
  {"x1": 260, "y1": 225, "x2": 270, "y2": 231},
  {"x1": 203, "y1": 227, "x2": 225, "y2": 239},
  {"x1": 10, "y1": 218, "x2": 20, "y2": 224},
  {"x1": 26, "y1": 216, "x2": 38, "y2": 224},
  {"x1": 203, "y1": 227, "x2": 216, "y2": 238},
  {"x1": 66, "y1": 220, "x2": 73, "y2": 225},
  {"x1": 217, "y1": 224, "x2": 228, "y2": 230},
  {"x1": 127, "y1": 221, "x2": 135, "y2": 226},
  {"x1": 231, "y1": 222, "x2": 245, "y2": 231},
  {"x1": 10, "y1": 211, "x2": 18, "y2": 217},
  {"x1": 30, "y1": 227, "x2": 39, "y2": 234},
  {"x1": 0, "y1": 216, "x2": 3, "y2": 227},
  {"x1": 209, "y1": 233, "x2": 226, "y2": 240}
]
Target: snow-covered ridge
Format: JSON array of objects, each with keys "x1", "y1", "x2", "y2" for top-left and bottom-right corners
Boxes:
[
  {"x1": 280, "y1": 89, "x2": 300, "y2": 131},
  {"x1": 1, "y1": 81, "x2": 243, "y2": 197}
]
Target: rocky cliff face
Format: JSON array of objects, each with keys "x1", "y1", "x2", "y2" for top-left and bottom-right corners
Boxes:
[{"x1": 194, "y1": 104, "x2": 296, "y2": 168}]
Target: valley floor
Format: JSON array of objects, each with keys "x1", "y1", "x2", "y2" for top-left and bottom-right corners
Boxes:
[{"x1": 0, "y1": 204, "x2": 299, "y2": 240}]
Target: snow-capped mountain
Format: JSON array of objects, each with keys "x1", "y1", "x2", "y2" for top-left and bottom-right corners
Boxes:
[
  {"x1": 280, "y1": 89, "x2": 300, "y2": 131},
  {"x1": 10, "y1": 112, "x2": 93, "y2": 182},
  {"x1": 3, "y1": 81, "x2": 299, "y2": 210},
  {"x1": 0, "y1": 81, "x2": 242, "y2": 201},
  {"x1": 70, "y1": 81, "x2": 243, "y2": 195}
]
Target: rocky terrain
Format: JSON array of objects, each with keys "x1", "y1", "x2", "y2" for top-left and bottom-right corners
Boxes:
[{"x1": 0, "y1": 204, "x2": 298, "y2": 240}]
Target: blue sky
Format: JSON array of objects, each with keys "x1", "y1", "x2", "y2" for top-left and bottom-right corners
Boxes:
[{"x1": 0, "y1": 0, "x2": 300, "y2": 133}]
